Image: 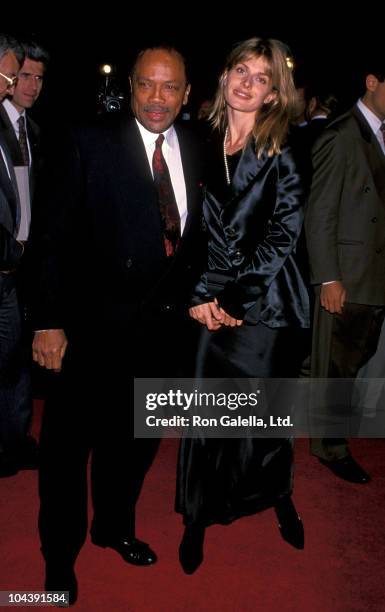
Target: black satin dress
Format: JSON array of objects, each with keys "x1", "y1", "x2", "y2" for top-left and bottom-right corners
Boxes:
[{"x1": 176, "y1": 141, "x2": 307, "y2": 527}]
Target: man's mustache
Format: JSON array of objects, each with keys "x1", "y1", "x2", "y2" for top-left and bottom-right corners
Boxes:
[{"x1": 143, "y1": 105, "x2": 170, "y2": 113}]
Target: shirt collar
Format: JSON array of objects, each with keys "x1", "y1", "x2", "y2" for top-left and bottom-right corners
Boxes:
[
  {"x1": 357, "y1": 98, "x2": 383, "y2": 134},
  {"x1": 135, "y1": 118, "x2": 176, "y2": 148},
  {"x1": 2, "y1": 98, "x2": 25, "y2": 126}
]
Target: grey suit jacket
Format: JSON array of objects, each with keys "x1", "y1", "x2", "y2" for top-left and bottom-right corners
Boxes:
[{"x1": 305, "y1": 105, "x2": 385, "y2": 305}]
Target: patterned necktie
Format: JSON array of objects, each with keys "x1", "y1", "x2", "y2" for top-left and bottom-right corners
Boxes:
[
  {"x1": 380, "y1": 122, "x2": 385, "y2": 147},
  {"x1": 152, "y1": 134, "x2": 180, "y2": 257},
  {"x1": 17, "y1": 115, "x2": 30, "y2": 166}
]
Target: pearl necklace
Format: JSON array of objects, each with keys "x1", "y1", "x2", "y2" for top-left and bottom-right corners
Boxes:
[{"x1": 223, "y1": 127, "x2": 231, "y2": 185}]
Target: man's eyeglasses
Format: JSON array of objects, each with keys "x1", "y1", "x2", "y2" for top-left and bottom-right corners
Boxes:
[{"x1": 0, "y1": 71, "x2": 17, "y2": 89}]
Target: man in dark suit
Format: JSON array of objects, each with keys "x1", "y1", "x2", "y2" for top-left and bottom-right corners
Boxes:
[
  {"x1": 0, "y1": 39, "x2": 49, "y2": 475},
  {"x1": 289, "y1": 81, "x2": 338, "y2": 370},
  {"x1": 0, "y1": 39, "x2": 48, "y2": 196},
  {"x1": 0, "y1": 34, "x2": 26, "y2": 478},
  {"x1": 305, "y1": 58, "x2": 385, "y2": 483},
  {"x1": 31, "y1": 46, "x2": 204, "y2": 604},
  {"x1": 291, "y1": 82, "x2": 338, "y2": 191}
]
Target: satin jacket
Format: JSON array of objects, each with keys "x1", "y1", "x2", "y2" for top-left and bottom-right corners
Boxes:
[{"x1": 193, "y1": 138, "x2": 309, "y2": 328}]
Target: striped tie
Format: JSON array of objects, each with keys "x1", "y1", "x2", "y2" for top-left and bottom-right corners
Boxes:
[
  {"x1": 17, "y1": 115, "x2": 29, "y2": 166},
  {"x1": 380, "y1": 122, "x2": 385, "y2": 147}
]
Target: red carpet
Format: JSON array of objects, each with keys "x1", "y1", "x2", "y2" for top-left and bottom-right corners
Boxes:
[{"x1": 0, "y1": 401, "x2": 384, "y2": 611}]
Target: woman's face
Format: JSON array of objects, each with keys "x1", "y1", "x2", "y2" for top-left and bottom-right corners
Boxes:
[{"x1": 224, "y1": 55, "x2": 276, "y2": 116}]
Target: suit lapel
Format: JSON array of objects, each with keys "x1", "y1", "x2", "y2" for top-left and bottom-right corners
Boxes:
[
  {"x1": 233, "y1": 139, "x2": 269, "y2": 188},
  {"x1": 0, "y1": 132, "x2": 20, "y2": 229},
  {"x1": 107, "y1": 117, "x2": 165, "y2": 257},
  {"x1": 109, "y1": 117, "x2": 154, "y2": 199},
  {"x1": 107, "y1": 118, "x2": 201, "y2": 271},
  {"x1": 222, "y1": 138, "x2": 269, "y2": 209},
  {"x1": 0, "y1": 104, "x2": 23, "y2": 165},
  {"x1": 351, "y1": 106, "x2": 385, "y2": 202}
]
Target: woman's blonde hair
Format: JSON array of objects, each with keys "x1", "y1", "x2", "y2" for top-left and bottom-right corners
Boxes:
[{"x1": 209, "y1": 37, "x2": 297, "y2": 157}]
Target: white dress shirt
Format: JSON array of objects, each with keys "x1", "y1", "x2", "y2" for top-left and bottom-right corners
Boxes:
[
  {"x1": 2, "y1": 99, "x2": 32, "y2": 164},
  {"x1": 135, "y1": 119, "x2": 188, "y2": 233},
  {"x1": 357, "y1": 98, "x2": 385, "y2": 155}
]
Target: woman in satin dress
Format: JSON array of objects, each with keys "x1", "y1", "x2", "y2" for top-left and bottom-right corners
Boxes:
[{"x1": 176, "y1": 37, "x2": 310, "y2": 574}]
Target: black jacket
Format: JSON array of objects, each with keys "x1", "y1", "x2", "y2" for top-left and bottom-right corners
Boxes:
[{"x1": 31, "y1": 115, "x2": 205, "y2": 332}]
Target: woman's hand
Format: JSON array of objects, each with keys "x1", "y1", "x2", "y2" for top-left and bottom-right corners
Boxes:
[
  {"x1": 217, "y1": 310, "x2": 243, "y2": 327},
  {"x1": 189, "y1": 301, "x2": 223, "y2": 330},
  {"x1": 189, "y1": 300, "x2": 243, "y2": 330},
  {"x1": 215, "y1": 299, "x2": 243, "y2": 327}
]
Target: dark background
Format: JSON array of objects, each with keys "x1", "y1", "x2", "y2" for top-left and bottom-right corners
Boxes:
[{"x1": 5, "y1": 11, "x2": 384, "y2": 122}]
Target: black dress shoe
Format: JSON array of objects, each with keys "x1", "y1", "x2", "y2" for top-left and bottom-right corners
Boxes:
[
  {"x1": 91, "y1": 535, "x2": 157, "y2": 566},
  {"x1": 179, "y1": 525, "x2": 205, "y2": 574},
  {"x1": 318, "y1": 455, "x2": 371, "y2": 484},
  {"x1": 45, "y1": 564, "x2": 78, "y2": 606},
  {"x1": 275, "y1": 497, "x2": 304, "y2": 550}
]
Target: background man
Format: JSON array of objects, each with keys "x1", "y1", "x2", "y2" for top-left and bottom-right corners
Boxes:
[
  {"x1": 305, "y1": 58, "x2": 385, "y2": 484},
  {"x1": 0, "y1": 39, "x2": 49, "y2": 475},
  {"x1": 0, "y1": 34, "x2": 25, "y2": 478}
]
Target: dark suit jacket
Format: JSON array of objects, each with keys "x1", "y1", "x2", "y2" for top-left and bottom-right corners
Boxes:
[
  {"x1": 0, "y1": 104, "x2": 40, "y2": 198},
  {"x1": 32, "y1": 115, "x2": 204, "y2": 336},
  {"x1": 0, "y1": 134, "x2": 23, "y2": 271},
  {"x1": 193, "y1": 138, "x2": 309, "y2": 328},
  {"x1": 305, "y1": 105, "x2": 385, "y2": 305},
  {"x1": 289, "y1": 118, "x2": 329, "y2": 192}
]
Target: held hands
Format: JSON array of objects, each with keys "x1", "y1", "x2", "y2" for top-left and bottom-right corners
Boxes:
[
  {"x1": 189, "y1": 299, "x2": 243, "y2": 330},
  {"x1": 32, "y1": 329, "x2": 68, "y2": 372},
  {"x1": 320, "y1": 281, "x2": 346, "y2": 314}
]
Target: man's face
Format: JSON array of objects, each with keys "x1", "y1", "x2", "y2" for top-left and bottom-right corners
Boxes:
[
  {"x1": 12, "y1": 58, "x2": 45, "y2": 112},
  {"x1": 294, "y1": 87, "x2": 306, "y2": 124},
  {"x1": 130, "y1": 49, "x2": 190, "y2": 133},
  {"x1": 0, "y1": 51, "x2": 19, "y2": 102},
  {"x1": 365, "y1": 74, "x2": 385, "y2": 121}
]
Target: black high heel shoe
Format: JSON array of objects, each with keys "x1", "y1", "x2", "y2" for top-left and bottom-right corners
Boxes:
[
  {"x1": 274, "y1": 497, "x2": 304, "y2": 550},
  {"x1": 179, "y1": 524, "x2": 205, "y2": 574}
]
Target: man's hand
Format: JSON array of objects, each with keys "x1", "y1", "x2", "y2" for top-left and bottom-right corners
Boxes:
[
  {"x1": 32, "y1": 329, "x2": 68, "y2": 372},
  {"x1": 320, "y1": 281, "x2": 346, "y2": 314}
]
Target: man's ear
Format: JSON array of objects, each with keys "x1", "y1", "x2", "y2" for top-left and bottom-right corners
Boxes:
[
  {"x1": 129, "y1": 77, "x2": 133, "y2": 93},
  {"x1": 307, "y1": 96, "x2": 317, "y2": 119},
  {"x1": 366, "y1": 74, "x2": 379, "y2": 92},
  {"x1": 183, "y1": 83, "x2": 191, "y2": 106}
]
